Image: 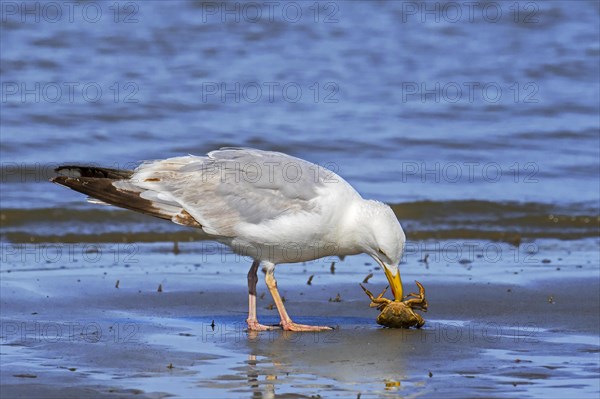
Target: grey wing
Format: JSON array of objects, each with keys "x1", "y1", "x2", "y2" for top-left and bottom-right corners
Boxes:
[{"x1": 126, "y1": 148, "x2": 335, "y2": 237}]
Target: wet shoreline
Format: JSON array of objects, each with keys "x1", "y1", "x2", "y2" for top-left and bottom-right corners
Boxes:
[
  {"x1": 2, "y1": 198, "x2": 599, "y2": 244},
  {"x1": 1, "y1": 240, "x2": 598, "y2": 398}
]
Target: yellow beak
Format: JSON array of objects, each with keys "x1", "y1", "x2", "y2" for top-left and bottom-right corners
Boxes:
[{"x1": 384, "y1": 266, "x2": 403, "y2": 301}]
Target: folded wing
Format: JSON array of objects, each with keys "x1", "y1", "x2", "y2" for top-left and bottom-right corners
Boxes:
[
  {"x1": 52, "y1": 148, "x2": 337, "y2": 238},
  {"x1": 128, "y1": 148, "x2": 330, "y2": 236}
]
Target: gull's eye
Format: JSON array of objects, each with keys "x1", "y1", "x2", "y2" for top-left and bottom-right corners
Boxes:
[{"x1": 378, "y1": 248, "x2": 388, "y2": 259}]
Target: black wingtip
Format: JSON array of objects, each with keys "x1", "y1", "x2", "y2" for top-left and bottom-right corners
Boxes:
[
  {"x1": 49, "y1": 175, "x2": 70, "y2": 185},
  {"x1": 51, "y1": 165, "x2": 134, "y2": 179}
]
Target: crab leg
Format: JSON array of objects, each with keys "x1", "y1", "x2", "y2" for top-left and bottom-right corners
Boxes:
[
  {"x1": 403, "y1": 281, "x2": 428, "y2": 311},
  {"x1": 403, "y1": 281, "x2": 425, "y2": 299},
  {"x1": 360, "y1": 284, "x2": 388, "y2": 301},
  {"x1": 360, "y1": 284, "x2": 392, "y2": 310}
]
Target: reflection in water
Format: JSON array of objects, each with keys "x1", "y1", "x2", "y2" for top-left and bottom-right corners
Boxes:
[
  {"x1": 237, "y1": 325, "x2": 417, "y2": 398},
  {"x1": 247, "y1": 354, "x2": 276, "y2": 399}
]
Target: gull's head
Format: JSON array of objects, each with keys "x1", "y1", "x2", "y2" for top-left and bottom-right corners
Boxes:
[{"x1": 360, "y1": 200, "x2": 406, "y2": 301}]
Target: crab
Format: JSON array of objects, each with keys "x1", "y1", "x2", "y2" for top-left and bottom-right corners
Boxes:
[{"x1": 360, "y1": 281, "x2": 428, "y2": 328}]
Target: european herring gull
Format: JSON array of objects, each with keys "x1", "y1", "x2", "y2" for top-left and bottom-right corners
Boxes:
[{"x1": 51, "y1": 148, "x2": 406, "y2": 331}]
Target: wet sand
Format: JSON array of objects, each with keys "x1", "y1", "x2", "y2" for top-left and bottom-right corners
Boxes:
[{"x1": 1, "y1": 240, "x2": 599, "y2": 398}]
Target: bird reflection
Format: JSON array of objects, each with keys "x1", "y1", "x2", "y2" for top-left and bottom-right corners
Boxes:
[{"x1": 247, "y1": 354, "x2": 276, "y2": 399}]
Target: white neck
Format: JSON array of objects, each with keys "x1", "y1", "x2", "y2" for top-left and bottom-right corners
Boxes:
[{"x1": 331, "y1": 197, "x2": 378, "y2": 257}]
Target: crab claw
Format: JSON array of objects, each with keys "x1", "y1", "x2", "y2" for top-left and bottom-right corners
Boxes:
[{"x1": 403, "y1": 281, "x2": 428, "y2": 312}]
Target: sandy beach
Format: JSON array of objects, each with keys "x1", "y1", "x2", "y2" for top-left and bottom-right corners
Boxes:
[{"x1": 1, "y1": 239, "x2": 598, "y2": 398}]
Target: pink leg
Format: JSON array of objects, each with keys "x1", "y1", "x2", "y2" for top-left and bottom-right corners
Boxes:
[{"x1": 264, "y1": 263, "x2": 332, "y2": 332}]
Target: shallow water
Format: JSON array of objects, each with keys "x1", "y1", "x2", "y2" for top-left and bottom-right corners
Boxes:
[
  {"x1": 2, "y1": 0, "x2": 599, "y2": 246},
  {"x1": 1, "y1": 0, "x2": 599, "y2": 206}
]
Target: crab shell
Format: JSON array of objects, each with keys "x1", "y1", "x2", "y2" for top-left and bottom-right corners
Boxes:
[{"x1": 376, "y1": 301, "x2": 425, "y2": 329}]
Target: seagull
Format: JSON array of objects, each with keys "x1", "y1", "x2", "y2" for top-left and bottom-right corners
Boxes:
[{"x1": 51, "y1": 148, "x2": 406, "y2": 332}]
